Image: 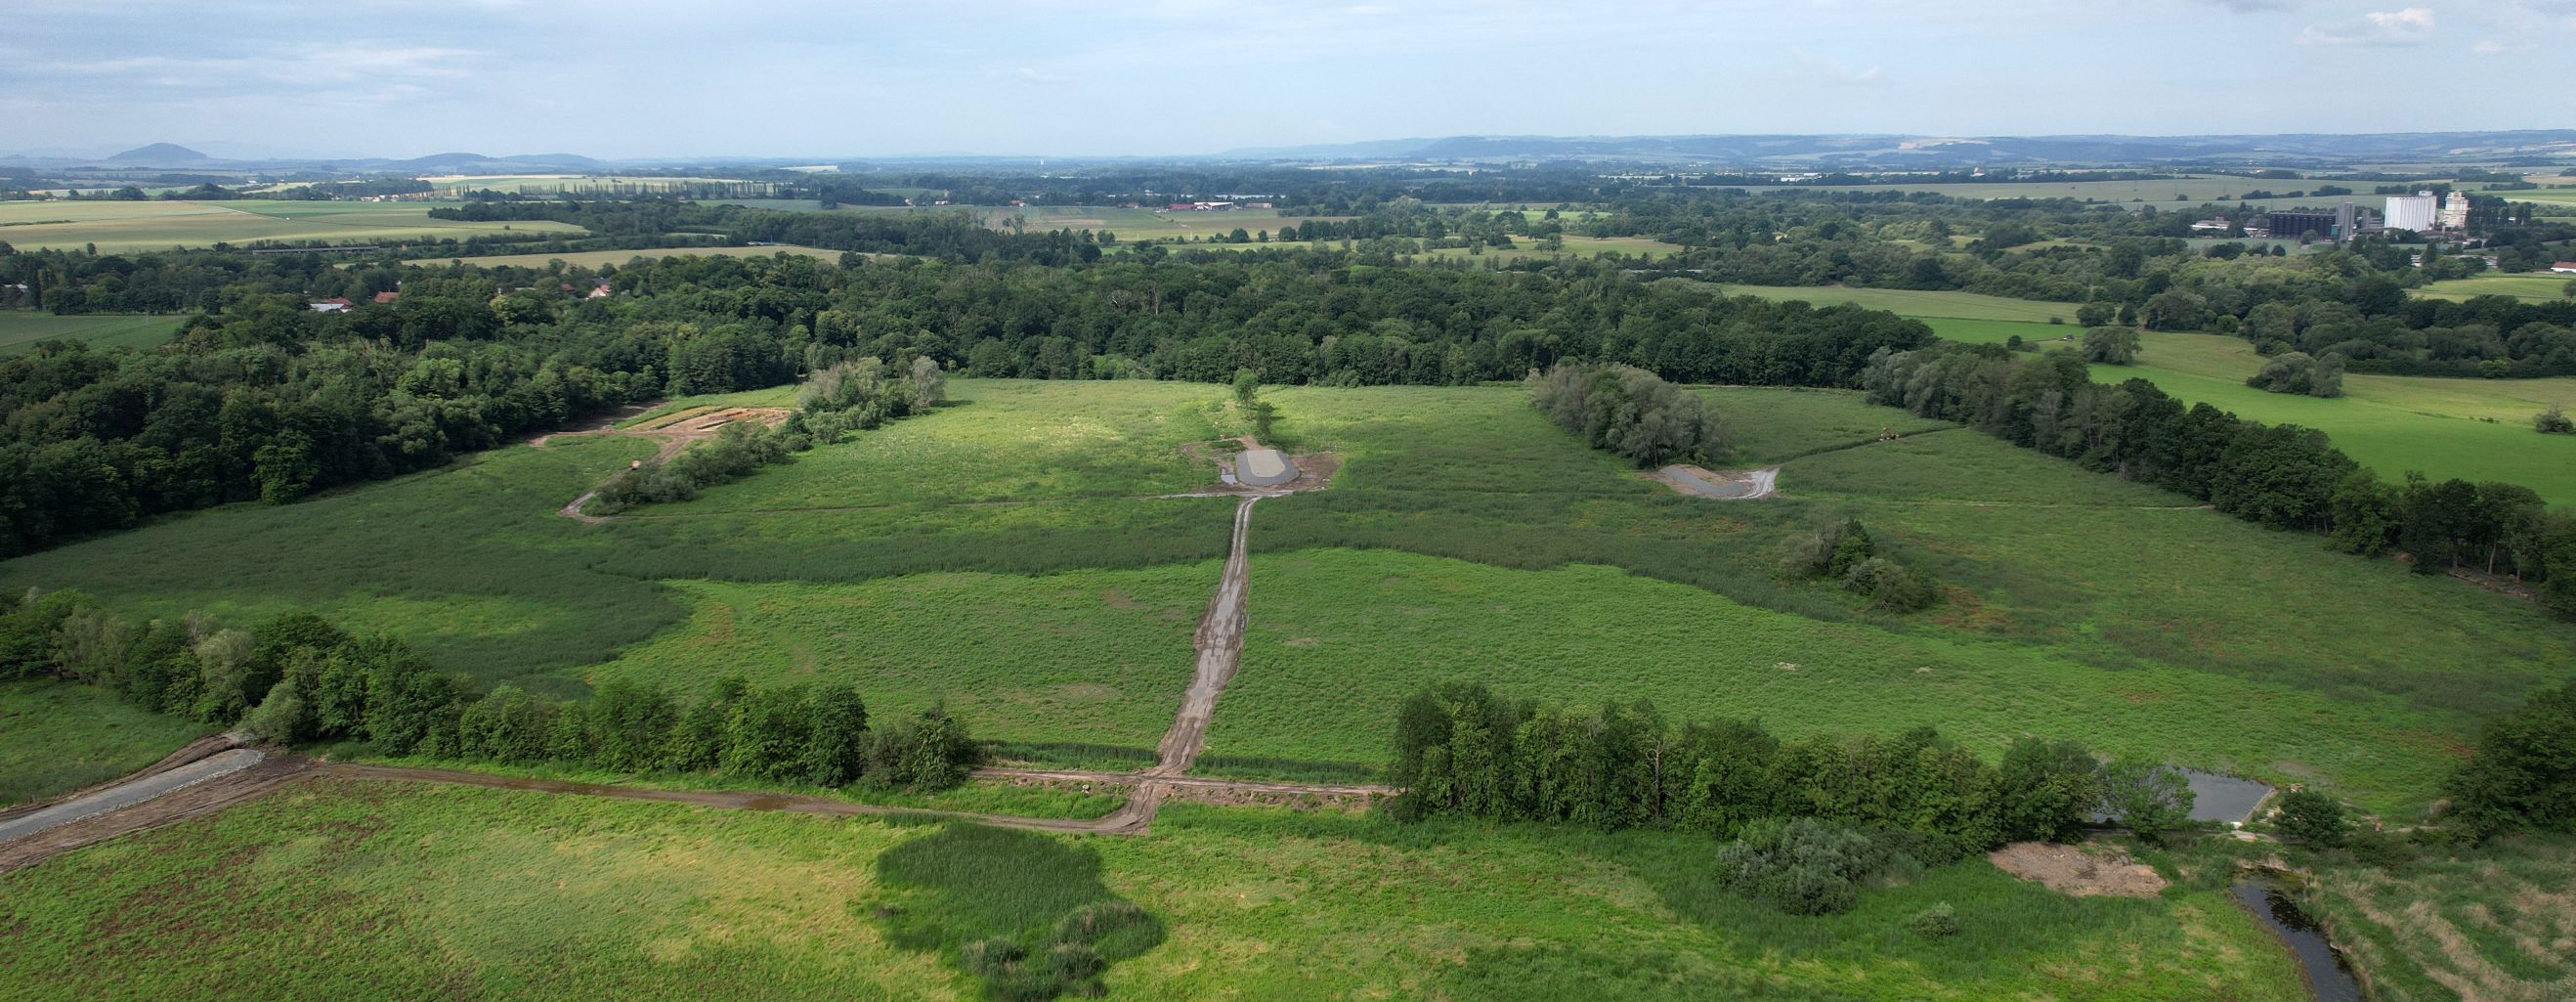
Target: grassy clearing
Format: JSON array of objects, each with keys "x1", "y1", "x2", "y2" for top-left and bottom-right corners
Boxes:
[
  {"x1": 405, "y1": 244, "x2": 849, "y2": 270},
  {"x1": 0, "y1": 311, "x2": 185, "y2": 357},
  {"x1": 1205, "y1": 545, "x2": 2477, "y2": 807},
  {"x1": 2416, "y1": 273, "x2": 2575, "y2": 303},
  {"x1": 2307, "y1": 835, "x2": 2576, "y2": 1001},
  {"x1": 572, "y1": 569, "x2": 1213, "y2": 750},
  {"x1": 1683, "y1": 385, "x2": 1956, "y2": 464},
  {"x1": 0, "y1": 199, "x2": 584, "y2": 252},
  {"x1": 2098, "y1": 330, "x2": 2576, "y2": 504},
  {"x1": 0, "y1": 779, "x2": 2309, "y2": 1001},
  {"x1": 1921, "y1": 316, "x2": 2082, "y2": 347},
  {"x1": 0, "y1": 681, "x2": 211, "y2": 806},
  {"x1": 1700, "y1": 283, "x2": 2085, "y2": 323},
  {"x1": 657, "y1": 379, "x2": 1223, "y2": 513}
]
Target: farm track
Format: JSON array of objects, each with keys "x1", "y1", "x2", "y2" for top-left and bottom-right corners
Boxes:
[{"x1": 2, "y1": 477, "x2": 1352, "y2": 860}]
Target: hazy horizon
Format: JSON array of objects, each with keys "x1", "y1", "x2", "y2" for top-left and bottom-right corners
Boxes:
[{"x1": 9, "y1": 0, "x2": 2575, "y2": 160}]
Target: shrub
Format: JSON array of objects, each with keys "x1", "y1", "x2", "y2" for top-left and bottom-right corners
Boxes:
[
  {"x1": 2446, "y1": 681, "x2": 2576, "y2": 839},
  {"x1": 2273, "y1": 789, "x2": 2351, "y2": 848},
  {"x1": 2536, "y1": 406, "x2": 2574, "y2": 435},
  {"x1": 1908, "y1": 902, "x2": 1960, "y2": 938},
  {"x1": 1715, "y1": 818, "x2": 1910, "y2": 915}
]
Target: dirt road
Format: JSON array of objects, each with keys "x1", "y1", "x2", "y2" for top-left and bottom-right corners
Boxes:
[{"x1": 1150, "y1": 495, "x2": 1256, "y2": 777}]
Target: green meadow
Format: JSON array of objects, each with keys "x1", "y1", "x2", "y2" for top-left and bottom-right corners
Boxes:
[
  {"x1": 1697, "y1": 283, "x2": 2085, "y2": 323},
  {"x1": 2093, "y1": 330, "x2": 2576, "y2": 504},
  {"x1": 0, "y1": 312, "x2": 186, "y2": 357},
  {"x1": 2415, "y1": 272, "x2": 2575, "y2": 303},
  {"x1": 0, "y1": 778, "x2": 2311, "y2": 1002},
  {"x1": 0, "y1": 199, "x2": 585, "y2": 252}
]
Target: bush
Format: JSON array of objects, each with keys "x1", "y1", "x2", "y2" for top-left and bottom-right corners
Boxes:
[
  {"x1": 2536, "y1": 406, "x2": 2574, "y2": 435},
  {"x1": 1908, "y1": 902, "x2": 1960, "y2": 938},
  {"x1": 2446, "y1": 681, "x2": 2576, "y2": 839},
  {"x1": 2273, "y1": 789, "x2": 2351, "y2": 848},
  {"x1": 1715, "y1": 818, "x2": 1911, "y2": 915}
]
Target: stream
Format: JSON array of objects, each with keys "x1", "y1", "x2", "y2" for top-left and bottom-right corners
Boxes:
[{"x1": 2231, "y1": 871, "x2": 2364, "y2": 1002}]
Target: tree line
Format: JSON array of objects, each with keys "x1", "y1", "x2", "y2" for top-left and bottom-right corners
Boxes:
[
  {"x1": 590, "y1": 356, "x2": 947, "y2": 514},
  {"x1": 2, "y1": 588, "x2": 979, "y2": 791},
  {"x1": 1525, "y1": 363, "x2": 1726, "y2": 467},
  {"x1": 1386, "y1": 681, "x2": 2193, "y2": 912},
  {"x1": 1860, "y1": 343, "x2": 2576, "y2": 613}
]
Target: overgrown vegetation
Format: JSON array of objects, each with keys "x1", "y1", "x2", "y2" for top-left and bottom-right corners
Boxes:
[
  {"x1": 874, "y1": 823, "x2": 1166, "y2": 1001},
  {"x1": 1778, "y1": 515, "x2": 1938, "y2": 612}
]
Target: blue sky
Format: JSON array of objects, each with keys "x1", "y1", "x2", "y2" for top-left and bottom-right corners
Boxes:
[{"x1": 5, "y1": 0, "x2": 2571, "y2": 159}]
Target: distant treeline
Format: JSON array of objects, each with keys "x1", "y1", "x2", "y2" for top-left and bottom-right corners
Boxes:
[
  {"x1": 1862, "y1": 343, "x2": 2576, "y2": 612},
  {"x1": 1, "y1": 588, "x2": 979, "y2": 790}
]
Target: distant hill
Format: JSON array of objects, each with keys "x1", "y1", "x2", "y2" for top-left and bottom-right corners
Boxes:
[
  {"x1": 1216, "y1": 131, "x2": 2576, "y2": 167},
  {"x1": 104, "y1": 143, "x2": 212, "y2": 165}
]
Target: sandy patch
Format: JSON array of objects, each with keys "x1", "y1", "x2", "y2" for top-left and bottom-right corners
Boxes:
[{"x1": 1989, "y1": 841, "x2": 2168, "y2": 898}]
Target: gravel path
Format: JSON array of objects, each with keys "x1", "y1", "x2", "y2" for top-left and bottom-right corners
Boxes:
[{"x1": 0, "y1": 749, "x2": 265, "y2": 844}]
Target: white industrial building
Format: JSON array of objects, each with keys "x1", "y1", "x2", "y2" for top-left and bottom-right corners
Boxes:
[
  {"x1": 2442, "y1": 190, "x2": 2472, "y2": 230},
  {"x1": 2384, "y1": 191, "x2": 2438, "y2": 233}
]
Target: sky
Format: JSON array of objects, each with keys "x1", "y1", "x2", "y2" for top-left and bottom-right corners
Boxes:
[{"x1": 5, "y1": 0, "x2": 2573, "y2": 160}]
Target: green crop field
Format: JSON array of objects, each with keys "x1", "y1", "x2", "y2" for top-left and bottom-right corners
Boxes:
[
  {"x1": 0, "y1": 312, "x2": 185, "y2": 357},
  {"x1": 0, "y1": 199, "x2": 586, "y2": 252},
  {"x1": 0, "y1": 778, "x2": 2311, "y2": 1002},
  {"x1": 0, "y1": 681, "x2": 211, "y2": 806},
  {"x1": 422, "y1": 175, "x2": 767, "y2": 196},
  {"x1": 406, "y1": 244, "x2": 849, "y2": 270},
  {"x1": 1694, "y1": 283, "x2": 2086, "y2": 324},
  {"x1": 2092, "y1": 331, "x2": 2576, "y2": 505},
  {"x1": 1160, "y1": 234, "x2": 1687, "y2": 261},
  {"x1": 2416, "y1": 272, "x2": 2575, "y2": 303}
]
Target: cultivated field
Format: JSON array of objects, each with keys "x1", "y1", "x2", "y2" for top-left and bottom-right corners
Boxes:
[
  {"x1": 0, "y1": 779, "x2": 2312, "y2": 1001},
  {"x1": 0, "y1": 312, "x2": 185, "y2": 357},
  {"x1": 0, "y1": 199, "x2": 586, "y2": 252},
  {"x1": 405, "y1": 244, "x2": 848, "y2": 270},
  {"x1": 1779, "y1": 174, "x2": 2348, "y2": 211},
  {"x1": 423, "y1": 175, "x2": 769, "y2": 196}
]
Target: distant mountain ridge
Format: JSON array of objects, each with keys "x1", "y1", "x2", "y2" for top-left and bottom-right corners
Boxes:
[
  {"x1": 106, "y1": 143, "x2": 211, "y2": 165},
  {"x1": 1217, "y1": 131, "x2": 2576, "y2": 166}
]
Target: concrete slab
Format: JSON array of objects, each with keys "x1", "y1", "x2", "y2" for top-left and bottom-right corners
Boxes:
[{"x1": 1238, "y1": 449, "x2": 1297, "y2": 487}]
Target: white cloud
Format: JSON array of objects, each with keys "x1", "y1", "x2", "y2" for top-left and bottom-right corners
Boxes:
[{"x1": 2297, "y1": 6, "x2": 2435, "y2": 45}]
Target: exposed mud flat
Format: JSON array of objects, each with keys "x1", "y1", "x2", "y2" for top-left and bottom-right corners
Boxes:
[{"x1": 1989, "y1": 841, "x2": 2168, "y2": 898}]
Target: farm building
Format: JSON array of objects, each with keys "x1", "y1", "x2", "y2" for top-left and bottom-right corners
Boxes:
[
  {"x1": 1236, "y1": 449, "x2": 1298, "y2": 488},
  {"x1": 307, "y1": 297, "x2": 353, "y2": 312},
  {"x1": 2552, "y1": 262, "x2": 2576, "y2": 274}
]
